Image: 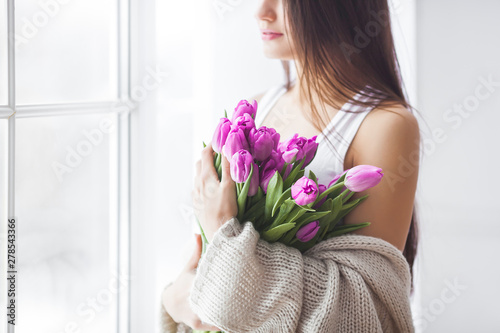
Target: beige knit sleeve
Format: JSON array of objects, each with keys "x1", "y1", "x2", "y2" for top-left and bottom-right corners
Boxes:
[{"x1": 188, "y1": 217, "x2": 415, "y2": 333}]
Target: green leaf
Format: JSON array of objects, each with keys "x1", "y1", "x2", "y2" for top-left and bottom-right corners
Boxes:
[
  {"x1": 254, "y1": 186, "x2": 264, "y2": 202},
  {"x1": 224, "y1": 109, "x2": 228, "y2": 118},
  {"x1": 237, "y1": 164, "x2": 253, "y2": 221},
  {"x1": 261, "y1": 223, "x2": 296, "y2": 243},
  {"x1": 308, "y1": 170, "x2": 318, "y2": 187},
  {"x1": 337, "y1": 195, "x2": 369, "y2": 221},
  {"x1": 320, "y1": 195, "x2": 344, "y2": 238},
  {"x1": 272, "y1": 188, "x2": 292, "y2": 217},
  {"x1": 202, "y1": 141, "x2": 207, "y2": 148},
  {"x1": 214, "y1": 152, "x2": 222, "y2": 180},
  {"x1": 317, "y1": 198, "x2": 334, "y2": 211},
  {"x1": 280, "y1": 162, "x2": 289, "y2": 178},
  {"x1": 326, "y1": 222, "x2": 371, "y2": 238},
  {"x1": 244, "y1": 196, "x2": 266, "y2": 218},
  {"x1": 283, "y1": 158, "x2": 306, "y2": 189},
  {"x1": 242, "y1": 197, "x2": 266, "y2": 225},
  {"x1": 335, "y1": 171, "x2": 348, "y2": 184},
  {"x1": 215, "y1": 152, "x2": 221, "y2": 168},
  {"x1": 284, "y1": 206, "x2": 307, "y2": 224},
  {"x1": 265, "y1": 171, "x2": 283, "y2": 220},
  {"x1": 266, "y1": 199, "x2": 296, "y2": 230},
  {"x1": 343, "y1": 194, "x2": 368, "y2": 209},
  {"x1": 314, "y1": 181, "x2": 344, "y2": 206}
]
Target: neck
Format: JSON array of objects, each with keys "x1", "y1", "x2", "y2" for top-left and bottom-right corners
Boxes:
[
  {"x1": 288, "y1": 61, "x2": 314, "y2": 107},
  {"x1": 286, "y1": 60, "x2": 348, "y2": 127},
  {"x1": 288, "y1": 60, "x2": 331, "y2": 115}
]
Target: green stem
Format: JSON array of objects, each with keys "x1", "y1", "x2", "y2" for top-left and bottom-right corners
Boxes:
[
  {"x1": 341, "y1": 188, "x2": 354, "y2": 203},
  {"x1": 315, "y1": 181, "x2": 344, "y2": 204},
  {"x1": 195, "y1": 217, "x2": 209, "y2": 255}
]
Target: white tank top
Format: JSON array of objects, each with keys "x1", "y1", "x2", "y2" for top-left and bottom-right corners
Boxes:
[{"x1": 254, "y1": 83, "x2": 381, "y2": 186}]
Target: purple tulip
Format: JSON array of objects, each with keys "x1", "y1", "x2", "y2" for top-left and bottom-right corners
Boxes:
[
  {"x1": 233, "y1": 113, "x2": 256, "y2": 136},
  {"x1": 291, "y1": 176, "x2": 319, "y2": 206},
  {"x1": 296, "y1": 221, "x2": 320, "y2": 242},
  {"x1": 302, "y1": 136, "x2": 319, "y2": 167},
  {"x1": 248, "y1": 126, "x2": 280, "y2": 162},
  {"x1": 313, "y1": 183, "x2": 327, "y2": 209},
  {"x1": 266, "y1": 127, "x2": 281, "y2": 149},
  {"x1": 262, "y1": 150, "x2": 285, "y2": 172},
  {"x1": 278, "y1": 134, "x2": 318, "y2": 166},
  {"x1": 230, "y1": 150, "x2": 260, "y2": 196},
  {"x1": 223, "y1": 127, "x2": 249, "y2": 160},
  {"x1": 212, "y1": 118, "x2": 232, "y2": 153},
  {"x1": 259, "y1": 151, "x2": 281, "y2": 193},
  {"x1": 232, "y1": 99, "x2": 258, "y2": 122},
  {"x1": 344, "y1": 165, "x2": 384, "y2": 192},
  {"x1": 260, "y1": 150, "x2": 291, "y2": 193},
  {"x1": 278, "y1": 134, "x2": 306, "y2": 164},
  {"x1": 328, "y1": 173, "x2": 341, "y2": 188},
  {"x1": 260, "y1": 168, "x2": 278, "y2": 194}
]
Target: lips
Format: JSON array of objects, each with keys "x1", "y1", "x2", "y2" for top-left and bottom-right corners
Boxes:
[{"x1": 260, "y1": 29, "x2": 283, "y2": 41}]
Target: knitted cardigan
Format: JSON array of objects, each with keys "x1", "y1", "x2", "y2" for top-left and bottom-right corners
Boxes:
[{"x1": 160, "y1": 217, "x2": 415, "y2": 333}]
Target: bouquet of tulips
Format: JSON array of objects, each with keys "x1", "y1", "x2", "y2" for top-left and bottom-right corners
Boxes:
[
  {"x1": 193, "y1": 99, "x2": 384, "y2": 333},
  {"x1": 196, "y1": 99, "x2": 384, "y2": 256}
]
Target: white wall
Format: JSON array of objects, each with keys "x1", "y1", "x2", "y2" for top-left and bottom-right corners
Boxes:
[{"x1": 415, "y1": 1, "x2": 500, "y2": 332}]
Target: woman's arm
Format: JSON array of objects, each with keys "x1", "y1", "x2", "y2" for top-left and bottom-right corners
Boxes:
[
  {"x1": 344, "y1": 104, "x2": 421, "y2": 251},
  {"x1": 188, "y1": 216, "x2": 415, "y2": 333}
]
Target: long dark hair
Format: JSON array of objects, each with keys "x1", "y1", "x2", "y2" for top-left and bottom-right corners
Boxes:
[{"x1": 280, "y1": 0, "x2": 420, "y2": 292}]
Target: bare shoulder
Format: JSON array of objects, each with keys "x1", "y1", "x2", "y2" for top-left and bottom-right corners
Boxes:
[
  {"x1": 364, "y1": 103, "x2": 419, "y2": 135},
  {"x1": 356, "y1": 104, "x2": 419, "y2": 146},
  {"x1": 346, "y1": 103, "x2": 420, "y2": 168}
]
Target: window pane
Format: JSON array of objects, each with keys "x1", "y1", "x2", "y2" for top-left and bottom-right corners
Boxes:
[
  {"x1": 15, "y1": 0, "x2": 118, "y2": 105},
  {"x1": 15, "y1": 114, "x2": 117, "y2": 333},
  {"x1": 0, "y1": 0, "x2": 7, "y2": 105},
  {"x1": 0, "y1": 119, "x2": 8, "y2": 329}
]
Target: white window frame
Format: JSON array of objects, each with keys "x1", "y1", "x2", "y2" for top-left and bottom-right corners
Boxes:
[{"x1": 1, "y1": 0, "x2": 133, "y2": 331}]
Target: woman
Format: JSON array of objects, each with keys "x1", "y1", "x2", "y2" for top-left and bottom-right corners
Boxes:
[{"x1": 162, "y1": 0, "x2": 420, "y2": 331}]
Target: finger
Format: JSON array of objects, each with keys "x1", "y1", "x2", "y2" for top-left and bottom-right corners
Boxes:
[
  {"x1": 186, "y1": 234, "x2": 202, "y2": 270},
  {"x1": 221, "y1": 151, "x2": 235, "y2": 186},
  {"x1": 200, "y1": 145, "x2": 219, "y2": 183}
]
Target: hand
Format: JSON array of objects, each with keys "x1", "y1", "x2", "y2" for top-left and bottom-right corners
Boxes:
[
  {"x1": 192, "y1": 144, "x2": 238, "y2": 243},
  {"x1": 162, "y1": 234, "x2": 221, "y2": 331}
]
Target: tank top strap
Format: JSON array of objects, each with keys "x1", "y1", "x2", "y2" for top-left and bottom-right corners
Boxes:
[{"x1": 324, "y1": 90, "x2": 383, "y2": 163}]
